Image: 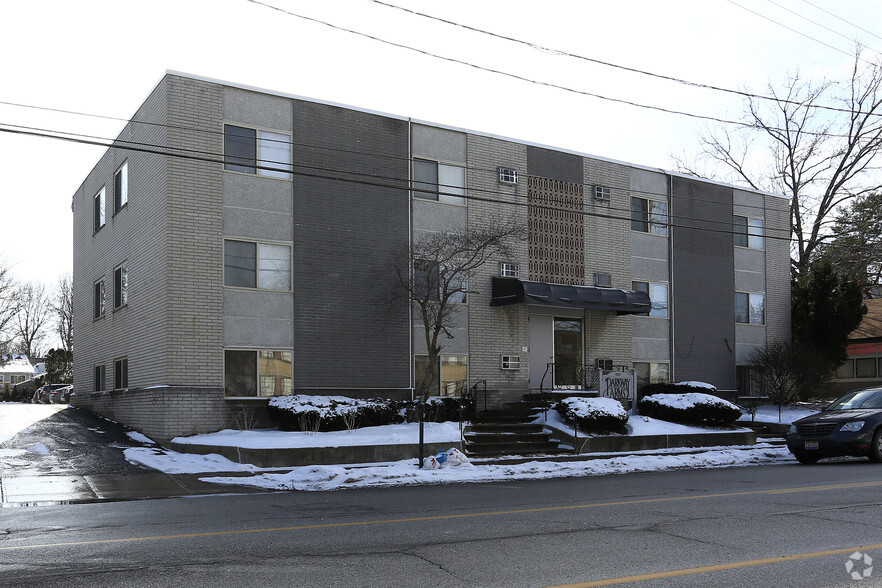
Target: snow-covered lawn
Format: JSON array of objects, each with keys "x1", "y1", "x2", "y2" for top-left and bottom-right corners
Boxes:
[{"x1": 0, "y1": 402, "x2": 68, "y2": 444}]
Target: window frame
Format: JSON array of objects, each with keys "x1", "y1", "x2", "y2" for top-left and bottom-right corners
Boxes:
[
  {"x1": 500, "y1": 262, "x2": 520, "y2": 278},
  {"x1": 94, "y1": 364, "x2": 106, "y2": 392},
  {"x1": 630, "y1": 196, "x2": 667, "y2": 235},
  {"x1": 735, "y1": 291, "x2": 765, "y2": 325},
  {"x1": 114, "y1": 357, "x2": 128, "y2": 390},
  {"x1": 223, "y1": 124, "x2": 293, "y2": 179},
  {"x1": 223, "y1": 239, "x2": 292, "y2": 291},
  {"x1": 632, "y1": 281, "x2": 669, "y2": 318},
  {"x1": 113, "y1": 161, "x2": 128, "y2": 214},
  {"x1": 93, "y1": 278, "x2": 105, "y2": 320},
  {"x1": 223, "y1": 348, "x2": 293, "y2": 398},
  {"x1": 93, "y1": 187, "x2": 106, "y2": 233},
  {"x1": 414, "y1": 354, "x2": 469, "y2": 397},
  {"x1": 114, "y1": 263, "x2": 128, "y2": 309},
  {"x1": 413, "y1": 158, "x2": 466, "y2": 205},
  {"x1": 734, "y1": 215, "x2": 764, "y2": 250}
]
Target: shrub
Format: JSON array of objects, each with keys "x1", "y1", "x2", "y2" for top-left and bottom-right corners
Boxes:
[
  {"x1": 638, "y1": 391, "x2": 741, "y2": 426},
  {"x1": 420, "y1": 395, "x2": 474, "y2": 423},
  {"x1": 555, "y1": 397, "x2": 629, "y2": 434},
  {"x1": 267, "y1": 395, "x2": 404, "y2": 432}
]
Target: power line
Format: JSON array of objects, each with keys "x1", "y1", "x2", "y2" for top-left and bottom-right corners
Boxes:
[
  {"x1": 0, "y1": 115, "x2": 775, "y2": 219},
  {"x1": 799, "y1": 0, "x2": 882, "y2": 45},
  {"x1": 0, "y1": 122, "x2": 791, "y2": 243},
  {"x1": 764, "y1": 0, "x2": 882, "y2": 59},
  {"x1": 371, "y1": 0, "x2": 882, "y2": 119}
]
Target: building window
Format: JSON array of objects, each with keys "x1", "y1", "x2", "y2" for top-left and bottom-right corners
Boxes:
[
  {"x1": 594, "y1": 273, "x2": 612, "y2": 288},
  {"x1": 224, "y1": 349, "x2": 293, "y2": 397},
  {"x1": 634, "y1": 361, "x2": 669, "y2": 391},
  {"x1": 500, "y1": 262, "x2": 520, "y2": 278},
  {"x1": 414, "y1": 354, "x2": 468, "y2": 397},
  {"x1": 93, "y1": 279, "x2": 105, "y2": 319},
  {"x1": 224, "y1": 124, "x2": 292, "y2": 179},
  {"x1": 856, "y1": 357, "x2": 877, "y2": 378},
  {"x1": 224, "y1": 240, "x2": 291, "y2": 290},
  {"x1": 501, "y1": 355, "x2": 521, "y2": 370},
  {"x1": 94, "y1": 364, "x2": 106, "y2": 392},
  {"x1": 413, "y1": 259, "x2": 466, "y2": 303},
  {"x1": 735, "y1": 292, "x2": 765, "y2": 324},
  {"x1": 632, "y1": 281, "x2": 669, "y2": 318},
  {"x1": 594, "y1": 185, "x2": 611, "y2": 201},
  {"x1": 837, "y1": 360, "x2": 854, "y2": 379},
  {"x1": 114, "y1": 264, "x2": 128, "y2": 309},
  {"x1": 114, "y1": 358, "x2": 128, "y2": 389},
  {"x1": 734, "y1": 215, "x2": 764, "y2": 249},
  {"x1": 93, "y1": 187, "x2": 105, "y2": 233},
  {"x1": 498, "y1": 167, "x2": 518, "y2": 184},
  {"x1": 413, "y1": 159, "x2": 466, "y2": 205},
  {"x1": 631, "y1": 197, "x2": 667, "y2": 235},
  {"x1": 114, "y1": 161, "x2": 128, "y2": 213},
  {"x1": 11, "y1": 375, "x2": 26, "y2": 385}
]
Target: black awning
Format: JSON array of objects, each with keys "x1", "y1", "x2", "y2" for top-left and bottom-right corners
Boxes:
[{"x1": 490, "y1": 277, "x2": 651, "y2": 315}]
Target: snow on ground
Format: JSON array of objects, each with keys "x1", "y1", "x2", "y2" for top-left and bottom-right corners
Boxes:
[
  {"x1": 171, "y1": 421, "x2": 463, "y2": 448},
  {"x1": 0, "y1": 403, "x2": 68, "y2": 443}
]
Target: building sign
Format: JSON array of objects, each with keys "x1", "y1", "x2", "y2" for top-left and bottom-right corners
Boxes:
[{"x1": 599, "y1": 369, "x2": 636, "y2": 404}]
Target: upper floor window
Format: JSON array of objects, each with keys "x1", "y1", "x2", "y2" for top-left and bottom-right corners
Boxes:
[
  {"x1": 413, "y1": 159, "x2": 466, "y2": 205},
  {"x1": 93, "y1": 187, "x2": 105, "y2": 233},
  {"x1": 734, "y1": 215, "x2": 764, "y2": 249},
  {"x1": 735, "y1": 291, "x2": 765, "y2": 324},
  {"x1": 224, "y1": 239, "x2": 291, "y2": 290},
  {"x1": 413, "y1": 259, "x2": 467, "y2": 303},
  {"x1": 114, "y1": 264, "x2": 128, "y2": 309},
  {"x1": 631, "y1": 197, "x2": 667, "y2": 235},
  {"x1": 498, "y1": 167, "x2": 518, "y2": 185},
  {"x1": 500, "y1": 262, "x2": 520, "y2": 278},
  {"x1": 632, "y1": 281, "x2": 669, "y2": 318},
  {"x1": 224, "y1": 125, "x2": 292, "y2": 179},
  {"x1": 114, "y1": 161, "x2": 128, "y2": 213},
  {"x1": 93, "y1": 278, "x2": 105, "y2": 319}
]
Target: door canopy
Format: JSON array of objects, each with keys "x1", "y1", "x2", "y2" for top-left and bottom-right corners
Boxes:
[{"x1": 490, "y1": 277, "x2": 650, "y2": 315}]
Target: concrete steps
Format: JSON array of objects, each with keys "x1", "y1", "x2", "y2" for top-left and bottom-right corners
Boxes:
[{"x1": 463, "y1": 401, "x2": 569, "y2": 457}]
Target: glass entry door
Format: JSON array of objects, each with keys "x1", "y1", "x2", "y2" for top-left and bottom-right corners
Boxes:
[{"x1": 553, "y1": 318, "x2": 583, "y2": 388}]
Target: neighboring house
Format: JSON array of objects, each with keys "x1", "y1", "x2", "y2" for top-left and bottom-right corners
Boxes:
[
  {"x1": 70, "y1": 72, "x2": 791, "y2": 441},
  {"x1": 0, "y1": 355, "x2": 40, "y2": 387},
  {"x1": 832, "y1": 298, "x2": 882, "y2": 395}
]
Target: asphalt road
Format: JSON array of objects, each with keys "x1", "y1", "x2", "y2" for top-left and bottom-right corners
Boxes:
[{"x1": 2, "y1": 459, "x2": 882, "y2": 587}]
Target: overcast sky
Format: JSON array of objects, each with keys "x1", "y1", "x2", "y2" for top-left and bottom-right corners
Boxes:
[{"x1": 2, "y1": 0, "x2": 881, "y2": 286}]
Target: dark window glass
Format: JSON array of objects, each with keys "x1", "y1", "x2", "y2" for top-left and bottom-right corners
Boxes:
[
  {"x1": 631, "y1": 197, "x2": 648, "y2": 232},
  {"x1": 733, "y1": 215, "x2": 748, "y2": 247},
  {"x1": 93, "y1": 280, "x2": 105, "y2": 319},
  {"x1": 856, "y1": 357, "x2": 877, "y2": 378},
  {"x1": 114, "y1": 266, "x2": 127, "y2": 308},
  {"x1": 224, "y1": 125, "x2": 257, "y2": 174},
  {"x1": 225, "y1": 350, "x2": 257, "y2": 397},
  {"x1": 115, "y1": 358, "x2": 128, "y2": 389},
  {"x1": 93, "y1": 189, "x2": 105, "y2": 232},
  {"x1": 735, "y1": 292, "x2": 749, "y2": 324},
  {"x1": 413, "y1": 159, "x2": 438, "y2": 200},
  {"x1": 224, "y1": 240, "x2": 256, "y2": 287},
  {"x1": 94, "y1": 365, "x2": 105, "y2": 392}
]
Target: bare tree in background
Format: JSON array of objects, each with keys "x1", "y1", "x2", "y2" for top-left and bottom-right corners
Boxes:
[
  {"x1": 675, "y1": 49, "x2": 882, "y2": 276},
  {"x1": 13, "y1": 282, "x2": 51, "y2": 357},
  {"x1": 0, "y1": 261, "x2": 17, "y2": 352},
  {"x1": 52, "y1": 274, "x2": 73, "y2": 352}
]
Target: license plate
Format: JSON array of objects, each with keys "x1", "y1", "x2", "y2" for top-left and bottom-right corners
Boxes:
[{"x1": 804, "y1": 441, "x2": 819, "y2": 450}]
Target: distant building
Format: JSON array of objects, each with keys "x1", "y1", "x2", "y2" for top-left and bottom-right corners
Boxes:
[
  {"x1": 832, "y1": 298, "x2": 882, "y2": 395},
  {"x1": 70, "y1": 72, "x2": 791, "y2": 440},
  {"x1": 0, "y1": 355, "x2": 41, "y2": 387}
]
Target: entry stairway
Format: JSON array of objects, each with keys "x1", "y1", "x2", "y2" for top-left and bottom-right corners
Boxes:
[{"x1": 463, "y1": 397, "x2": 571, "y2": 457}]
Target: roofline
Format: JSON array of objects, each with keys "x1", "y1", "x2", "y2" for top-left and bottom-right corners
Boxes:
[{"x1": 119, "y1": 70, "x2": 781, "y2": 201}]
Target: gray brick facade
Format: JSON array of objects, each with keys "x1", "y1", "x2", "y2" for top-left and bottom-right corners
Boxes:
[{"x1": 71, "y1": 73, "x2": 790, "y2": 438}]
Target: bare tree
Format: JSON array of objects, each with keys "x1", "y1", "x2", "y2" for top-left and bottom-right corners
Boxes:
[
  {"x1": 51, "y1": 274, "x2": 73, "y2": 352},
  {"x1": 675, "y1": 48, "x2": 882, "y2": 276},
  {"x1": 0, "y1": 261, "x2": 18, "y2": 350},
  {"x1": 389, "y1": 220, "x2": 524, "y2": 403},
  {"x1": 13, "y1": 282, "x2": 51, "y2": 357}
]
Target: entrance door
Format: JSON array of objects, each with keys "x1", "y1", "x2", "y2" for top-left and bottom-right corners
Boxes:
[
  {"x1": 553, "y1": 318, "x2": 583, "y2": 388},
  {"x1": 529, "y1": 314, "x2": 585, "y2": 392}
]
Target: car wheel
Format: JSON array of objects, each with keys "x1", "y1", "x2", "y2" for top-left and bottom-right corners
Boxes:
[
  {"x1": 869, "y1": 429, "x2": 882, "y2": 463},
  {"x1": 794, "y1": 453, "x2": 820, "y2": 465}
]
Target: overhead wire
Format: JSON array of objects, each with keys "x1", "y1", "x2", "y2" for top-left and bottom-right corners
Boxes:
[
  {"x1": 371, "y1": 0, "x2": 882, "y2": 119},
  {"x1": 0, "y1": 122, "x2": 791, "y2": 243}
]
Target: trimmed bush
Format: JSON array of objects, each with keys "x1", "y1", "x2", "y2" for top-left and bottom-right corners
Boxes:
[
  {"x1": 421, "y1": 396, "x2": 474, "y2": 423},
  {"x1": 638, "y1": 391, "x2": 741, "y2": 426},
  {"x1": 556, "y1": 397, "x2": 629, "y2": 434},
  {"x1": 267, "y1": 395, "x2": 404, "y2": 432}
]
